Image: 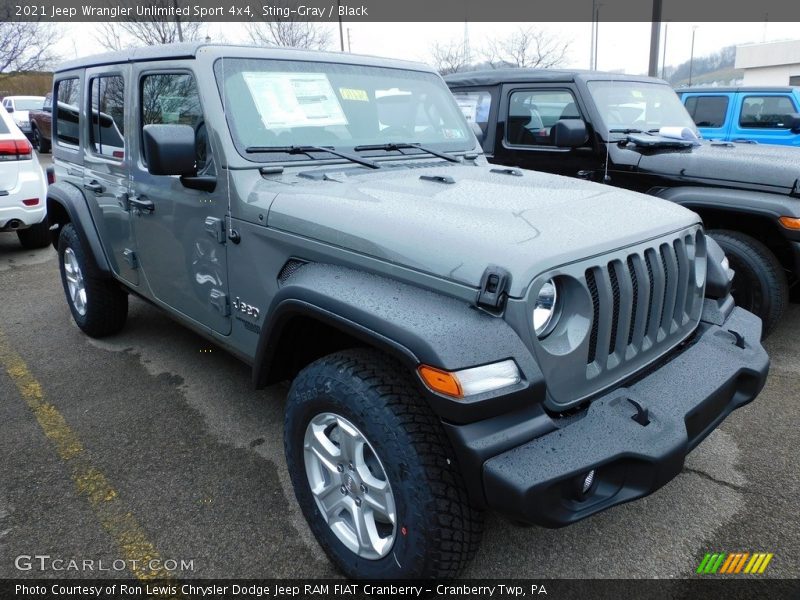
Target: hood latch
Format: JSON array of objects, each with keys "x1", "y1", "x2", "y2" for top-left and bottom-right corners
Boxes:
[{"x1": 477, "y1": 266, "x2": 511, "y2": 312}]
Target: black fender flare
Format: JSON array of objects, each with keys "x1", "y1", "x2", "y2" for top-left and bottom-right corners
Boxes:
[
  {"x1": 46, "y1": 181, "x2": 112, "y2": 276},
  {"x1": 252, "y1": 263, "x2": 544, "y2": 423},
  {"x1": 650, "y1": 185, "x2": 800, "y2": 230}
]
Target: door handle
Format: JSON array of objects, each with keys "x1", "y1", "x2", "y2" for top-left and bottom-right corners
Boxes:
[
  {"x1": 84, "y1": 181, "x2": 104, "y2": 193},
  {"x1": 129, "y1": 195, "x2": 155, "y2": 213}
]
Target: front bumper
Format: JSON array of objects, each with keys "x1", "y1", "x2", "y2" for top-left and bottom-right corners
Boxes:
[{"x1": 453, "y1": 305, "x2": 768, "y2": 527}]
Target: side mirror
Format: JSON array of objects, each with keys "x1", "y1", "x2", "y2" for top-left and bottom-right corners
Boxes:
[
  {"x1": 787, "y1": 113, "x2": 800, "y2": 133},
  {"x1": 43, "y1": 104, "x2": 51, "y2": 113},
  {"x1": 6, "y1": 106, "x2": 13, "y2": 113},
  {"x1": 552, "y1": 119, "x2": 588, "y2": 148},
  {"x1": 143, "y1": 124, "x2": 196, "y2": 176},
  {"x1": 470, "y1": 121, "x2": 486, "y2": 143}
]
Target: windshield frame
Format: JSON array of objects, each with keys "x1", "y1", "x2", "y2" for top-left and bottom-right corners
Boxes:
[
  {"x1": 585, "y1": 79, "x2": 698, "y2": 141},
  {"x1": 213, "y1": 57, "x2": 476, "y2": 165}
]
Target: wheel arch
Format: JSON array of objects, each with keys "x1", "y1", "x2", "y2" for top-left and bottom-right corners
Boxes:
[{"x1": 46, "y1": 181, "x2": 112, "y2": 277}]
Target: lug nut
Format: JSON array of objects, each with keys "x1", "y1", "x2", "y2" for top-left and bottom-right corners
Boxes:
[
  {"x1": 340, "y1": 485, "x2": 347, "y2": 495},
  {"x1": 348, "y1": 462, "x2": 354, "y2": 471},
  {"x1": 354, "y1": 497, "x2": 362, "y2": 507},
  {"x1": 360, "y1": 483, "x2": 367, "y2": 494},
  {"x1": 337, "y1": 464, "x2": 344, "y2": 473}
]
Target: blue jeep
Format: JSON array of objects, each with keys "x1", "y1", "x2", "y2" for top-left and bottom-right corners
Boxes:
[{"x1": 678, "y1": 87, "x2": 800, "y2": 146}]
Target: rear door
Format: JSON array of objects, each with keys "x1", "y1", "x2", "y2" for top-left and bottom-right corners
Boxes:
[
  {"x1": 82, "y1": 66, "x2": 138, "y2": 286},
  {"x1": 130, "y1": 66, "x2": 231, "y2": 335},
  {"x1": 733, "y1": 92, "x2": 800, "y2": 145}
]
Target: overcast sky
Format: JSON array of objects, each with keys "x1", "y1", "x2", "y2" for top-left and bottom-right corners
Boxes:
[{"x1": 56, "y1": 21, "x2": 800, "y2": 75}]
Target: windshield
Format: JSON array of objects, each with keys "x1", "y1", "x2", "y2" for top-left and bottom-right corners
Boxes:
[
  {"x1": 14, "y1": 98, "x2": 44, "y2": 111},
  {"x1": 586, "y1": 81, "x2": 697, "y2": 137},
  {"x1": 214, "y1": 58, "x2": 472, "y2": 161}
]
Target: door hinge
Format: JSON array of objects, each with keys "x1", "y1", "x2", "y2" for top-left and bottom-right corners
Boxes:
[
  {"x1": 209, "y1": 288, "x2": 230, "y2": 316},
  {"x1": 204, "y1": 216, "x2": 226, "y2": 244},
  {"x1": 477, "y1": 265, "x2": 511, "y2": 311},
  {"x1": 123, "y1": 248, "x2": 138, "y2": 269}
]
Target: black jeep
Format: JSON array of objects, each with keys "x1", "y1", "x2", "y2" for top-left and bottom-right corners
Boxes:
[{"x1": 447, "y1": 69, "x2": 800, "y2": 335}]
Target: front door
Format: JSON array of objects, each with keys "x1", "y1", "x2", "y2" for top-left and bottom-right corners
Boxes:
[
  {"x1": 130, "y1": 68, "x2": 231, "y2": 334},
  {"x1": 82, "y1": 67, "x2": 138, "y2": 286}
]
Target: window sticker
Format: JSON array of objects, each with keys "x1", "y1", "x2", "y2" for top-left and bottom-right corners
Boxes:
[
  {"x1": 242, "y1": 71, "x2": 348, "y2": 128},
  {"x1": 339, "y1": 87, "x2": 369, "y2": 102},
  {"x1": 455, "y1": 95, "x2": 480, "y2": 123}
]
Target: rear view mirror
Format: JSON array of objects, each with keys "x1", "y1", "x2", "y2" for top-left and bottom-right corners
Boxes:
[
  {"x1": 143, "y1": 124, "x2": 196, "y2": 176},
  {"x1": 552, "y1": 119, "x2": 588, "y2": 148}
]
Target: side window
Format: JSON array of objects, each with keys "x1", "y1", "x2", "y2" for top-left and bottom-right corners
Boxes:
[
  {"x1": 141, "y1": 72, "x2": 212, "y2": 173},
  {"x1": 740, "y1": 95, "x2": 798, "y2": 129},
  {"x1": 685, "y1": 95, "x2": 728, "y2": 128},
  {"x1": 506, "y1": 90, "x2": 580, "y2": 147},
  {"x1": 55, "y1": 77, "x2": 81, "y2": 147},
  {"x1": 452, "y1": 90, "x2": 492, "y2": 141},
  {"x1": 89, "y1": 75, "x2": 125, "y2": 159}
]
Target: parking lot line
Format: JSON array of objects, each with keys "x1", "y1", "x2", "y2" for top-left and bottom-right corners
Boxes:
[{"x1": 0, "y1": 329, "x2": 171, "y2": 581}]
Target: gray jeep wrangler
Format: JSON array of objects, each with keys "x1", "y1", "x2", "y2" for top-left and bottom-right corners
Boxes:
[{"x1": 46, "y1": 43, "x2": 769, "y2": 579}]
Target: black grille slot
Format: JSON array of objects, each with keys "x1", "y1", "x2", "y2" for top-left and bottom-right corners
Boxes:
[
  {"x1": 608, "y1": 262, "x2": 621, "y2": 355},
  {"x1": 626, "y1": 256, "x2": 639, "y2": 346},
  {"x1": 586, "y1": 268, "x2": 600, "y2": 364},
  {"x1": 644, "y1": 250, "x2": 656, "y2": 335},
  {"x1": 278, "y1": 259, "x2": 307, "y2": 283},
  {"x1": 659, "y1": 245, "x2": 670, "y2": 327}
]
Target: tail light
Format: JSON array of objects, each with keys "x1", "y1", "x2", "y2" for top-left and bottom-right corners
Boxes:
[
  {"x1": 0, "y1": 138, "x2": 33, "y2": 161},
  {"x1": 22, "y1": 198, "x2": 39, "y2": 206},
  {"x1": 46, "y1": 166, "x2": 55, "y2": 185}
]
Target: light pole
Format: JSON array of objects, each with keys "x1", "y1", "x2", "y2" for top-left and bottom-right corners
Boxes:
[
  {"x1": 661, "y1": 22, "x2": 669, "y2": 79},
  {"x1": 688, "y1": 26, "x2": 698, "y2": 86}
]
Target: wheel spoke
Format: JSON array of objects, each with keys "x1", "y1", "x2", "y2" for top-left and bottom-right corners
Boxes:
[
  {"x1": 306, "y1": 426, "x2": 342, "y2": 476},
  {"x1": 362, "y1": 480, "x2": 396, "y2": 524},
  {"x1": 314, "y1": 481, "x2": 347, "y2": 520},
  {"x1": 336, "y1": 419, "x2": 363, "y2": 464}
]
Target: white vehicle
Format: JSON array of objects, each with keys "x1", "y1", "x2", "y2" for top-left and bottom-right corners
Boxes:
[
  {"x1": 0, "y1": 106, "x2": 48, "y2": 248},
  {"x1": 2, "y1": 95, "x2": 45, "y2": 137}
]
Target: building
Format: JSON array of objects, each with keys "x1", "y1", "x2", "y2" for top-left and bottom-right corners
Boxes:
[{"x1": 735, "y1": 40, "x2": 800, "y2": 86}]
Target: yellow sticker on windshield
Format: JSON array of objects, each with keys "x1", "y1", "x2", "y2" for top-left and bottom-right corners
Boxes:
[
  {"x1": 632, "y1": 90, "x2": 643, "y2": 98},
  {"x1": 339, "y1": 88, "x2": 369, "y2": 102}
]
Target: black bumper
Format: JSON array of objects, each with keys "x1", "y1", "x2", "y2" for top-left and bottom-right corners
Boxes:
[{"x1": 455, "y1": 306, "x2": 769, "y2": 527}]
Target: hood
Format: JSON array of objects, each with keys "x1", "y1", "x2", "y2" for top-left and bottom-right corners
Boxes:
[
  {"x1": 12, "y1": 110, "x2": 30, "y2": 122},
  {"x1": 631, "y1": 140, "x2": 800, "y2": 194},
  {"x1": 266, "y1": 163, "x2": 697, "y2": 296}
]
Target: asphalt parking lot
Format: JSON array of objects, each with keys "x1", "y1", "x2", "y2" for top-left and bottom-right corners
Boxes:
[{"x1": 0, "y1": 152, "x2": 798, "y2": 580}]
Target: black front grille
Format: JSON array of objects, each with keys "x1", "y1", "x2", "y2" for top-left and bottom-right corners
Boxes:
[{"x1": 585, "y1": 231, "x2": 703, "y2": 374}]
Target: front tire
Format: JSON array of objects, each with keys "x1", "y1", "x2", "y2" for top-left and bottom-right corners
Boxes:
[
  {"x1": 284, "y1": 349, "x2": 483, "y2": 579},
  {"x1": 708, "y1": 229, "x2": 788, "y2": 338},
  {"x1": 17, "y1": 220, "x2": 50, "y2": 249},
  {"x1": 32, "y1": 125, "x2": 50, "y2": 153},
  {"x1": 58, "y1": 223, "x2": 128, "y2": 337}
]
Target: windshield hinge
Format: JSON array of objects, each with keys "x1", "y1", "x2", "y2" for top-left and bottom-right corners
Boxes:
[{"x1": 477, "y1": 266, "x2": 511, "y2": 312}]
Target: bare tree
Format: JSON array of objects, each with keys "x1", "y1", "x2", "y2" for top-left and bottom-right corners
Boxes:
[
  {"x1": 429, "y1": 40, "x2": 470, "y2": 76},
  {"x1": 246, "y1": 20, "x2": 332, "y2": 50},
  {"x1": 0, "y1": 22, "x2": 57, "y2": 73},
  {"x1": 93, "y1": 0, "x2": 205, "y2": 51},
  {"x1": 484, "y1": 27, "x2": 570, "y2": 69}
]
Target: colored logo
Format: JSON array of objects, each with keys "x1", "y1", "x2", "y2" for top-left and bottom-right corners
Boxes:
[{"x1": 696, "y1": 552, "x2": 774, "y2": 574}]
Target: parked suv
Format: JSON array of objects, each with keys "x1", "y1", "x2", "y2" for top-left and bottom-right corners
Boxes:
[
  {"x1": 1, "y1": 95, "x2": 45, "y2": 140},
  {"x1": 47, "y1": 45, "x2": 768, "y2": 579},
  {"x1": 448, "y1": 70, "x2": 800, "y2": 335},
  {"x1": 677, "y1": 87, "x2": 800, "y2": 146}
]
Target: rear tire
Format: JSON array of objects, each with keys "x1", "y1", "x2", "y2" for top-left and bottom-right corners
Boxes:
[
  {"x1": 17, "y1": 220, "x2": 51, "y2": 249},
  {"x1": 284, "y1": 349, "x2": 483, "y2": 579},
  {"x1": 57, "y1": 223, "x2": 128, "y2": 337},
  {"x1": 32, "y1": 125, "x2": 50, "y2": 153},
  {"x1": 708, "y1": 229, "x2": 788, "y2": 338}
]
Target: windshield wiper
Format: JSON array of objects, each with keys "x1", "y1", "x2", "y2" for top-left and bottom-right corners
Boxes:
[
  {"x1": 353, "y1": 142, "x2": 461, "y2": 164},
  {"x1": 244, "y1": 145, "x2": 379, "y2": 169}
]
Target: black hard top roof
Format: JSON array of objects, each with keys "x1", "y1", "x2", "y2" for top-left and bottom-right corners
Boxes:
[{"x1": 444, "y1": 68, "x2": 666, "y2": 87}]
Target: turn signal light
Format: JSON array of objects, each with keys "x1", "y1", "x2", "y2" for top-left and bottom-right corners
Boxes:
[
  {"x1": 779, "y1": 216, "x2": 800, "y2": 230},
  {"x1": 418, "y1": 365, "x2": 463, "y2": 398}
]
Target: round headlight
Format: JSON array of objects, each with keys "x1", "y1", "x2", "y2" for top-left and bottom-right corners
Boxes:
[{"x1": 533, "y1": 279, "x2": 559, "y2": 338}]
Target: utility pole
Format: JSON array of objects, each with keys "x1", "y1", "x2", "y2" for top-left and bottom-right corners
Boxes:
[
  {"x1": 347, "y1": 27, "x2": 352, "y2": 53},
  {"x1": 337, "y1": 0, "x2": 344, "y2": 51},
  {"x1": 589, "y1": 0, "x2": 595, "y2": 69},
  {"x1": 173, "y1": 0, "x2": 184, "y2": 42},
  {"x1": 688, "y1": 26, "x2": 698, "y2": 86},
  {"x1": 661, "y1": 22, "x2": 669, "y2": 79},
  {"x1": 648, "y1": 0, "x2": 662, "y2": 77}
]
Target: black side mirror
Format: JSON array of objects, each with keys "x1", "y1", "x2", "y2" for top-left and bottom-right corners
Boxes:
[
  {"x1": 143, "y1": 124, "x2": 196, "y2": 176},
  {"x1": 787, "y1": 113, "x2": 800, "y2": 133},
  {"x1": 552, "y1": 119, "x2": 588, "y2": 148},
  {"x1": 6, "y1": 106, "x2": 13, "y2": 113}
]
